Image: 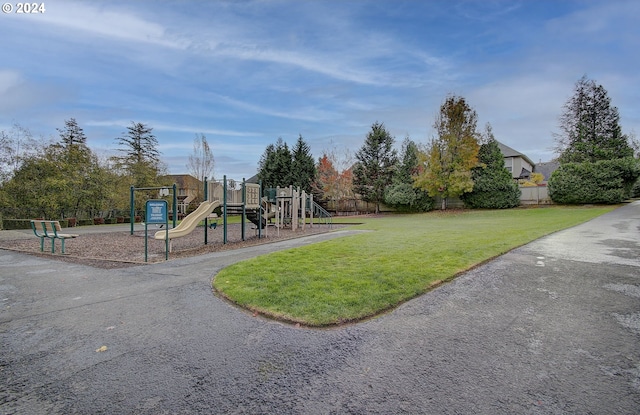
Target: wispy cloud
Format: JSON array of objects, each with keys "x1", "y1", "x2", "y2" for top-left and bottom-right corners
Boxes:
[
  {"x1": 85, "y1": 120, "x2": 260, "y2": 138},
  {"x1": 38, "y1": 1, "x2": 186, "y2": 49}
]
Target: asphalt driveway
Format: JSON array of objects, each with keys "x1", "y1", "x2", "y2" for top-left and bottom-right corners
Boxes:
[{"x1": 1, "y1": 202, "x2": 639, "y2": 414}]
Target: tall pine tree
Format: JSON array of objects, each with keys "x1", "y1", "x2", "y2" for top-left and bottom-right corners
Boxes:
[
  {"x1": 556, "y1": 75, "x2": 633, "y2": 163},
  {"x1": 112, "y1": 122, "x2": 162, "y2": 188},
  {"x1": 258, "y1": 138, "x2": 292, "y2": 188},
  {"x1": 352, "y1": 122, "x2": 398, "y2": 213},
  {"x1": 290, "y1": 135, "x2": 316, "y2": 192}
]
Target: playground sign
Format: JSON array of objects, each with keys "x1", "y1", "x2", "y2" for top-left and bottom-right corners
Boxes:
[
  {"x1": 146, "y1": 199, "x2": 168, "y2": 224},
  {"x1": 144, "y1": 199, "x2": 169, "y2": 261}
]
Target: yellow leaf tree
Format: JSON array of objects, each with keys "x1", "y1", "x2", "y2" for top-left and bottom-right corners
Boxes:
[{"x1": 414, "y1": 95, "x2": 480, "y2": 209}]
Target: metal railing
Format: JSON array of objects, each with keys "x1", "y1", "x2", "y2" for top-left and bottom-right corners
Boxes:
[{"x1": 309, "y1": 199, "x2": 332, "y2": 227}]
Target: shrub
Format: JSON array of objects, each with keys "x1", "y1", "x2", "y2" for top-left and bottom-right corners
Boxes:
[
  {"x1": 548, "y1": 157, "x2": 640, "y2": 204},
  {"x1": 461, "y1": 137, "x2": 521, "y2": 209},
  {"x1": 2, "y1": 218, "x2": 68, "y2": 229},
  {"x1": 632, "y1": 177, "x2": 640, "y2": 198},
  {"x1": 461, "y1": 176, "x2": 521, "y2": 209},
  {"x1": 384, "y1": 183, "x2": 434, "y2": 212},
  {"x1": 2, "y1": 219, "x2": 33, "y2": 230}
]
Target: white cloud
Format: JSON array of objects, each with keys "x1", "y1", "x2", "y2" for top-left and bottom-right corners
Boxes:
[
  {"x1": 39, "y1": 1, "x2": 187, "y2": 49},
  {"x1": 85, "y1": 119, "x2": 259, "y2": 138},
  {"x1": 0, "y1": 70, "x2": 22, "y2": 95}
]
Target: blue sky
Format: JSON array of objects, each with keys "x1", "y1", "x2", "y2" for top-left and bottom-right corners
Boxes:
[{"x1": 2, "y1": 0, "x2": 638, "y2": 179}]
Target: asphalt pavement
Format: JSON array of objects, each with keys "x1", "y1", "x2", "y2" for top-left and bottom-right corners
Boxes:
[{"x1": 1, "y1": 202, "x2": 639, "y2": 414}]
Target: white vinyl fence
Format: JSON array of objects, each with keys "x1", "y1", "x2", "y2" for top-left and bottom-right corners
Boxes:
[{"x1": 519, "y1": 185, "x2": 551, "y2": 205}]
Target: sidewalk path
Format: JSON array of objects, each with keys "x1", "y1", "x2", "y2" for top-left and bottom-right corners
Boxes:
[{"x1": 1, "y1": 203, "x2": 639, "y2": 414}]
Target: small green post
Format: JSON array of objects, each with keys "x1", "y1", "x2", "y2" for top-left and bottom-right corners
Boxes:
[
  {"x1": 223, "y1": 175, "x2": 227, "y2": 244},
  {"x1": 258, "y1": 180, "x2": 263, "y2": 239},
  {"x1": 241, "y1": 178, "x2": 246, "y2": 241},
  {"x1": 204, "y1": 177, "x2": 208, "y2": 245},
  {"x1": 130, "y1": 186, "x2": 134, "y2": 235},
  {"x1": 172, "y1": 183, "x2": 177, "y2": 229}
]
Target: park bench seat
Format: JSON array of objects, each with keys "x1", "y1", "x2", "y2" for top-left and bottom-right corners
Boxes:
[{"x1": 30, "y1": 220, "x2": 79, "y2": 254}]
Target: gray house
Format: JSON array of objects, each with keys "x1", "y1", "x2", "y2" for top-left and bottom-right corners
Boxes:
[
  {"x1": 533, "y1": 160, "x2": 560, "y2": 181},
  {"x1": 497, "y1": 141, "x2": 535, "y2": 180}
]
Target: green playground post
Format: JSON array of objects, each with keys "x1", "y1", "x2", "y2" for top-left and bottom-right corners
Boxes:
[
  {"x1": 241, "y1": 178, "x2": 246, "y2": 241},
  {"x1": 258, "y1": 180, "x2": 262, "y2": 239},
  {"x1": 204, "y1": 176, "x2": 208, "y2": 245},
  {"x1": 130, "y1": 186, "x2": 135, "y2": 235},
  {"x1": 172, "y1": 183, "x2": 177, "y2": 229},
  {"x1": 223, "y1": 175, "x2": 228, "y2": 244}
]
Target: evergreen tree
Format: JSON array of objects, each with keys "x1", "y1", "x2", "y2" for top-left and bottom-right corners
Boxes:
[
  {"x1": 352, "y1": 122, "x2": 398, "y2": 213},
  {"x1": 56, "y1": 118, "x2": 87, "y2": 148},
  {"x1": 414, "y1": 95, "x2": 480, "y2": 209},
  {"x1": 384, "y1": 137, "x2": 433, "y2": 211},
  {"x1": 290, "y1": 135, "x2": 316, "y2": 192},
  {"x1": 556, "y1": 75, "x2": 633, "y2": 163},
  {"x1": 258, "y1": 143, "x2": 277, "y2": 187},
  {"x1": 258, "y1": 138, "x2": 292, "y2": 188},
  {"x1": 551, "y1": 76, "x2": 638, "y2": 203},
  {"x1": 461, "y1": 125, "x2": 520, "y2": 209},
  {"x1": 549, "y1": 158, "x2": 640, "y2": 204},
  {"x1": 53, "y1": 118, "x2": 99, "y2": 218},
  {"x1": 112, "y1": 122, "x2": 161, "y2": 188}
]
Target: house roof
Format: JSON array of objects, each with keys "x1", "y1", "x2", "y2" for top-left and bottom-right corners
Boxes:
[
  {"x1": 533, "y1": 160, "x2": 560, "y2": 181},
  {"x1": 161, "y1": 174, "x2": 201, "y2": 188},
  {"x1": 497, "y1": 141, "x2": 535, "y2": 167}
]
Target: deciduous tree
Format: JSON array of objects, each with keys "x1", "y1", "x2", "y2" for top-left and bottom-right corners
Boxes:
[
  {"x1": 0, "y1": 123, "x2": 40, "y2": 183},
  {"x1": 187, "y1": 133, "x2": 215, "y2": 182},
  {"x1": 414, "y1": 95, "x2": 480, "y2": 209},
  {"x1": 384, "y1": 137, "x2": 433, "y2": 211}
]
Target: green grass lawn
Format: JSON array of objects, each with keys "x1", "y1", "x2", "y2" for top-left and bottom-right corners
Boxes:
[{"x1": 213, "y1": 206, "x2": 615, "y2": 326}]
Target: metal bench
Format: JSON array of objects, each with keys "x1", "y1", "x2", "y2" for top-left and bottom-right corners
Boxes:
[{"x1": 30, "y1": 220, "x2": 79, "y2": 254}]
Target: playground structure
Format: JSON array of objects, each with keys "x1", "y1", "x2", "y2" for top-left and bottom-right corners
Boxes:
[
  {"x1": 205, "y1": 176, "x2": 332, "y2": 244},
  {"x1": 264, "y1": 185, "x2": 332, "y2": 236},
  {"x1": 130, "y1": 176, "x2": 332, "y2": 253},
  {"x1": 153, "y1": 200, "x2": 221, "y2": 252}
]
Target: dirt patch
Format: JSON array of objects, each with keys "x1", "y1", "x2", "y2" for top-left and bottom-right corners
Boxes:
[{"x1": 0, "y1": 223, "x2": 342, "y2": 269}]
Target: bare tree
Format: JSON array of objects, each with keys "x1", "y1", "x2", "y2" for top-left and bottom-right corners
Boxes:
[
  {"x1": 0, "y1": 123, "x2": 40, "y2": 183},
  {"x1": 187, "y1": 133, "x2": 215, "y2": 182}
]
